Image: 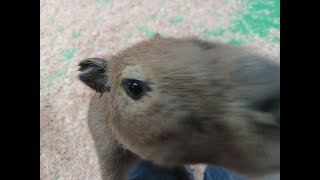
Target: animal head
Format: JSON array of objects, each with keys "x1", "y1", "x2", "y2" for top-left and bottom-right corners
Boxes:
[{"x1": 79, "y1": 37, "x2": 280, "y2": 177}]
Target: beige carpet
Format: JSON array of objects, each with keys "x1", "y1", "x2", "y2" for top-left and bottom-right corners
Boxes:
[{"x1": 40, "y1": 0, "x2": 280, "y2": 179}]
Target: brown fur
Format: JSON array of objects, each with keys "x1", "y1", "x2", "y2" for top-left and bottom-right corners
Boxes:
[{"x1": 79, "y1": 36, "x2": 280, "y2": 180}]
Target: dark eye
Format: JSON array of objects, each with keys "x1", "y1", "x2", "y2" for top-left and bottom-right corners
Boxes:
[{"x1": 122, "y1": 78, "x2": 151, "y2": 100}]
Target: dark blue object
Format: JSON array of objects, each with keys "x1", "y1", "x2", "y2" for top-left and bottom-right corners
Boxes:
[{"x1": 128, "y1": 160, "x2": 247, "y2": 180}]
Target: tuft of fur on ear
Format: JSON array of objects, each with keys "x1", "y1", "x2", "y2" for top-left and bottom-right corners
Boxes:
[
  {"x1": 153, "y1": 33, "x2": 161, "y2": 39},
  {"x1": 78, "y1": 58, "x2": 111, "y2": 93}
]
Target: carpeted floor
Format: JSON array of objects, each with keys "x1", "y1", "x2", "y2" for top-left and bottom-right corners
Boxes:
[{"x1": 40, "y1": 0, "x2": 280, "y2": 179}]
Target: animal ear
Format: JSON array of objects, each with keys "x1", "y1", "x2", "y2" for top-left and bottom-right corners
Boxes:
[
  {"x1": 78, "y1": 58, "x2": 111, "y2": 93},
  {"x1": 153, "y1": 33, "x2": 161, "y2": 39}
]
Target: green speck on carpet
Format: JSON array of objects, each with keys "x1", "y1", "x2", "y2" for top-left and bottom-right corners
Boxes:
[
  {"x1": 58, "y1": 48, "x2": 80, "y2": 64},
  {"x1": 58, "y1": 27, "x2": 64, "y2": 33},
  {"x1": 47, "y1": 69, "x2": 68, "y2": 84},
  {"x1": 270, "y1": 36, "x2": 280, "y2": 43},
  {"x1": 149, "y1": 15, "x2": 157, "y2": 21},
  {"x1": 40, "y1": 84, "x2": 45, "y2": 92},
  {"x1": 72, "y1": 32, "x2": 82, "y2": 39},
  {"x1": 95, "y1": 0, "x2": 113, "y2": 4},
  {"x1": 138, "y1": 27, "x2": 157, "y2": 38},
  {"x1": 168, "y1": 17, "x2": 184, "y2": 24},
  {"x1": 229, "y1": 39, "x2": 244, "y2": 46},
  {"x1": 103, "y1": 0, "x2": 113, "y2": 3}
]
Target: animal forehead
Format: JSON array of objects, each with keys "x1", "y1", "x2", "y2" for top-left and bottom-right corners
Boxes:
[
  {"x1": 126, "y1": 39, "x2": 207, "y2": 61},
  {"x1": 118, "y1": 39, "x2": 235, "y2": 81},
  {"x1": 121, "y1": 65, "x2": 148, "y2": 81},
  {"x1": 121, "y1": 64, "x2": 193, "y2": 80}
]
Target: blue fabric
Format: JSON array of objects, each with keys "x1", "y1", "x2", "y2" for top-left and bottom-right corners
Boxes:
[
  {"x1": 128, "y1": 160, "x2": 195, "y2": 180},
  {"x1": 204, "y1": 166, "x2": 246, "y2": 180},
  {"x1": 128, "y1": 160, "x2": 247, "y2": 180}
]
